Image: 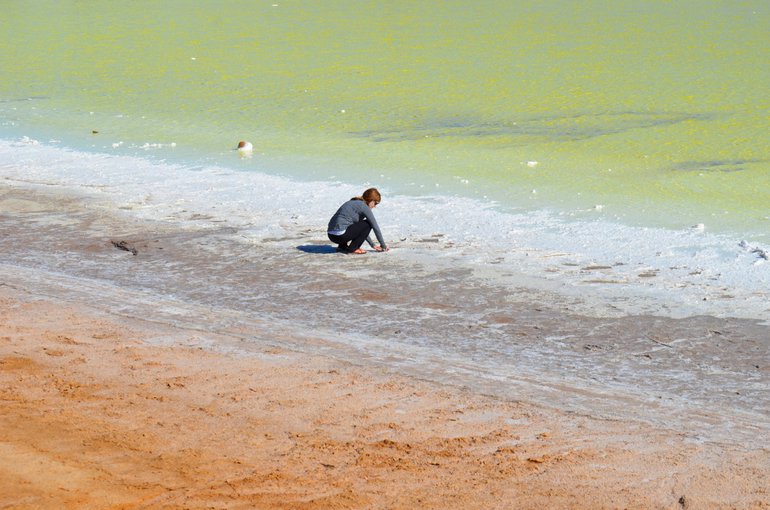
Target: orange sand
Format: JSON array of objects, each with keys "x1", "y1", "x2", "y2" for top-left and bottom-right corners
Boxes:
[{"x1": 1, "y1": 286, "x2": 768, "y2": 509}]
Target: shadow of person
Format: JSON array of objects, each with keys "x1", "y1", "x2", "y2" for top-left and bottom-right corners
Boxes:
[{"x1": 296, "y1": 245, "x2": 339, "y2": 254}]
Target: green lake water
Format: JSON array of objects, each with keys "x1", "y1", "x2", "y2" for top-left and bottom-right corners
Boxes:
[{"x1": 1, "y1": 0, "x2": 768, "y2": 238}]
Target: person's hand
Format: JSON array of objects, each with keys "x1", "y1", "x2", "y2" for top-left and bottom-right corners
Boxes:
[{"x1": 375, "y1": 245, "x2": 389, "y2": 252}]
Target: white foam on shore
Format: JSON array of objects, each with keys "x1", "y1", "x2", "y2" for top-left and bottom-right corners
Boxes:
[{"x1": 2, "y1": 137, "x2": 768, "y2": 321}]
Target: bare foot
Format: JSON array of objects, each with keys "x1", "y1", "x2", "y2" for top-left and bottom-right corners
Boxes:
[{"x1": 351, "y1": 248, "x2": 366, "y2": 254}]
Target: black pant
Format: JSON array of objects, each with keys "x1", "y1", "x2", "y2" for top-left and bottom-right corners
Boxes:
[{"x1": 328, "y1": 220, "x2": 372, "y2": 252}]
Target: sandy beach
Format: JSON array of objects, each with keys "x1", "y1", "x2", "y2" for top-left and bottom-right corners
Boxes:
[
  {"x1": 1, "y1": 181, "x2": 769, "y2": 509},
  {"x1": 1, "y1": 286, "x2": 769, "y2": 509}
]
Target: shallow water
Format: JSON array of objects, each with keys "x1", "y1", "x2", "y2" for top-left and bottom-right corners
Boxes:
[{"x1": 1, "y1": 1, "x2": 768, "y2": 237}]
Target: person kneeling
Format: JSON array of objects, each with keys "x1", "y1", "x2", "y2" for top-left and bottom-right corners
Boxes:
[{"x1": 327, "y1": 188, "x2": 389, "y2": 254}]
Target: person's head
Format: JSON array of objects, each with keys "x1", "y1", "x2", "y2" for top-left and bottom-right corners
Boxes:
[{"x1": 352, "y1": 188, "x2": 381, "y2": 208}]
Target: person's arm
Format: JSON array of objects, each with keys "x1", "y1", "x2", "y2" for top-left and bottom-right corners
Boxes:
[{"x1": 364, "y1": 206, "x2": 387, "y2": 250}]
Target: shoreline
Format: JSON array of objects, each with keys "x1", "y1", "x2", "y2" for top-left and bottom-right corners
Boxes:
[
  {"x1": 1, "y1": 180, "x2": 769, "y2": 444},
  {"x1": 2, "y1": 137, "x2": 769, "y2": 323},
  {"x1": 2, "y1": 285, "x2": 769, "y2": 509},
  {"x1": 1, "y1": 177, "x2": 769, "y2": 507}
]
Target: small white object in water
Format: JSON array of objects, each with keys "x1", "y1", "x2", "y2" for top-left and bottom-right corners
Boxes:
[
  {"x1": 593, "y1": 204, "x2": 604, "y2": 211},
  {"x1": 691, "y1": 223, "x2": 705, "y2": 232},
  {"x1": 112, "y1": 141, "x2": 123, "y2": 148},
  {"x1": 19, "y1": 136, "x2": 39, "y2": 145},
  {"x1": 236, "y1": 141, "x2": 253, "y2": 155},
  {"x1": 526, "y1": 161, "x2": 539, "y2": 168}
]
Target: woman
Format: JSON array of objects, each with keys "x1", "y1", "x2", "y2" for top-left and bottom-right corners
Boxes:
[{"x1": 327, "y1": 188, "x2": 389, "y2": 254}]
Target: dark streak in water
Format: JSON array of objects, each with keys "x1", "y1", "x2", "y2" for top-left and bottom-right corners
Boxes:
[
  {"x1": 0, "y1": 96, "x2": 49, "y2": 103},
  {"x1": 670, "y1": 159, "x2": 764, "y2": 173},
  {"x1": 349, "y1": 111, "x2": 718, "y2": 144}
]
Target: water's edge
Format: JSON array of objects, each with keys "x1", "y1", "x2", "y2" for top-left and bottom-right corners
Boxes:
[{"x1": 2, "y1": 181, "x2": 768, "y2": 446}]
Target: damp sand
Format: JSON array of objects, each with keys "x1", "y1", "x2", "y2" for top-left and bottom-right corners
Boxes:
[{"x1": 1, "y1": 182, "x2": 769, "y2": 508}]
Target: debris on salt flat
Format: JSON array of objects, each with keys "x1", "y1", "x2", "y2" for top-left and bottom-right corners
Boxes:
[{"x1": 739, "y1": 240, "x2": 769, "y2": 261}]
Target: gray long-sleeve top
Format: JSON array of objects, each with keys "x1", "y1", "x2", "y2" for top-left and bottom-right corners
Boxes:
[{"x1": 327, "y1": 199, "x2": 387, "y2": 249}]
